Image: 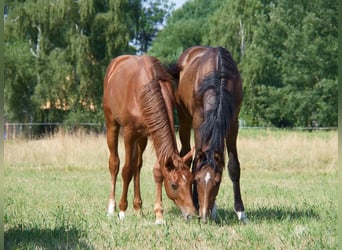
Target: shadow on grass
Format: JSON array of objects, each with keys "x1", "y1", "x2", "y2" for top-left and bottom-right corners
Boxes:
[
  {"x1": 153, "y1": 204, "x2": 320, "y2": 226},
  {"x1": 5, "y1": 225, "x2": 92, "y2": 249},
  {"x1": 215, "y1": 205, "x2": 320, "y2": 225}
]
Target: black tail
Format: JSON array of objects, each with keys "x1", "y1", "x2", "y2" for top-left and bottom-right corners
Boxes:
[{"x1": 197, "y1": 47, "x2": 236, "y2": 153}]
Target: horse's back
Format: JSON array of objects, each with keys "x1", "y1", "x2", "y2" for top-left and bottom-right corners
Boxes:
[
  {"x1": 176, "y1": 47, "x2": 219, "y2": 117},
  {"x1": 176, "y1": 46, "x2": 242, "y2": 122},
  {"x1": 104, "y1": 55, "x2": 154, "y2": 91},
  {"x1": 103, "y1": 55, "x2": 155, "y2": 128}
]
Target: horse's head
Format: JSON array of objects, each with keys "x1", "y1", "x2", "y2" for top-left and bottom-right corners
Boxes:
[
  {"x1": 193, "y1": 149, "x2": 223, "y2": 222},
  {"x1": 161, "y1": 150, "x2": 197, "y2": 220}
]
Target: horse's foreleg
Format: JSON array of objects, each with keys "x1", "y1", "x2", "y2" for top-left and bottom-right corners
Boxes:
[
  {"x1": 133, "y1": 137, "x2": 147, "y2": 216},
  {"x1": 226, "y1": 121, "x2": 247, "y2": 222},
  {"x1": 118, "y1": 129, "x2": 136, "y2": 219},
  {"x1": 153, "y1": 163, "x2": 164, "y2": 224},
  {"x1": 106, "y1": 121, "x2": 120, "y2": 216}
]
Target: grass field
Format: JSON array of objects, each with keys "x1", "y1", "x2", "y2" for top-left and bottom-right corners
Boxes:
[{"x1": 4, "y1": 129, "x2": 338, "y2": 249}]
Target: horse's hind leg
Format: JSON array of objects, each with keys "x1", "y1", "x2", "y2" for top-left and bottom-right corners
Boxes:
[
  {"x1": 106, "y1": 118, "x2": 120, "y2": 216},
  {"x1": 118, "y1": 127, "x2": 137, "y2": 219},
  {"x1": 226, "y1": 119, "x2": 247, "y2": 222},
  {"x1": 133, "y1": 136, "x2": 148, "y2": 215},
  {"x1": 178, "y1": 109, "x2": 192, "y2": 166}
]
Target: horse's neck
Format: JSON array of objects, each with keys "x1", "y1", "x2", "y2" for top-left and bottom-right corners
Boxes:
[
  {"x1": 150, "y1": 125, "x2": 178, "y2": 164},
  {"x1": 159, "y1": 80, "x2": 179, "y2": 150}
]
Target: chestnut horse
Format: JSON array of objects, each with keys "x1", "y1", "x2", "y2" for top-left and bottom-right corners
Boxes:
[
  {"x1": 103, "y1": 55, "x2": 196, "y2": 224},
  {"x1": 170, "y1": 46, "x2": 246, "y2": 222}
]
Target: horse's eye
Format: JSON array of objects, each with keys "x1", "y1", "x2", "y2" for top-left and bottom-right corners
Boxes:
[{"x1": 171, "y1": 182, "x2": 178, "y2": 190}]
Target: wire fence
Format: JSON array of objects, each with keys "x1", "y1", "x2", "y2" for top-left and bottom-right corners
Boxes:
[
  {"x1": 3, "y1": 122, "x2": 337, "y2": 140},
  {"x1": 3, "y1": 122, "x2": 105, "y2": 139}
]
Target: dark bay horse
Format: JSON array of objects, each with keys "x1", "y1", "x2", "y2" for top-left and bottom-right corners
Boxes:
[
  {"x1": 170, "y1": 46, "x2": 246, "y2": 222},
  {"x1": 103, "y1": 55, "x2": 196, "y2": 224}
]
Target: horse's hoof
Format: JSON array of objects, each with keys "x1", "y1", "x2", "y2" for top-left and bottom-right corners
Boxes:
[
  {"x1": 119, "y1": 211, "x2": 125, "y2": 220},
  {"x1": 155, "y1": 219, "x2": 165, "y2": 225},
  {"x1": 135, "y1": 209, "x2": 143, "y2": 217},
  {"x1": 107, "y1": 212, "x2": 114, "y2": 217},
  {"x1": 236, "y1": 211, "x2": 248, "y2": 223}
]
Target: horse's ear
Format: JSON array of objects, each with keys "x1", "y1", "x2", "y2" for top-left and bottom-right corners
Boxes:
[
  {"x1": 214, "y1": 152, "x2": 222, "y2": 166},
  {"x1": 165, "y1": 157, "x2": 174, "y2": 172},
  {"x1": 196, "y1": 149, "x2": 205, "y2": 162},
  {"x1": 182, "y1": 147, "x2": 194, "y2": 163}
]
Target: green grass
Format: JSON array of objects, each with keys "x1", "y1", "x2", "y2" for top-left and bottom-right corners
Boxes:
[{"x1": 4, "y1": 130, "x2": 338, "y2": 249}]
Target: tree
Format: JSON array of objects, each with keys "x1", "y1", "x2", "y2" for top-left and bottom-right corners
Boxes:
[
  {"x1": 241, "y1": 0, "x2": 338, "y2": 127},
  {"x1": 149, "y1": 0, "x2": 221, "y2": 63},
  {"x1": 150, "y1": 0, "x2": 337, "y2": 127},
  {"x1": 4, "y1": 0, "x2": 172, "y2": 126},
  {"x1": 4, "y1": 41, "x2": 36, "y2": 122},
  {"x1": 130, "y1": 0, "x2": 174, "y2": 54},
  {"x1": 204, "y1": 0, "x2": 268, "y2": 63}
]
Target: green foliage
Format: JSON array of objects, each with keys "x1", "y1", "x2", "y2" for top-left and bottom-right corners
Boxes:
[
  {"x1": 131, "y1": 0, "x2": 175, "y2": 53},
  {"x1": 241, "y1": 0, "x2": 338, "y2": 127},
  {"x1": 149, "y1": 0, "x2": 338, "y2": 127},
  {"x1": 4, "y1": 0, "x2": 173, "y2": 127},
  {"x1": 4, "y1": 41, "x2": 36, "y2": 122},
  {"x1": 148, "y1": 0, "x2": 221, "y2": 63},
  {"x1": 4, "y1": 0, "x2": 338, "y2": 127}
]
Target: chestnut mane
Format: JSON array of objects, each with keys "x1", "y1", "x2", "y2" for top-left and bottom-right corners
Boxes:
[{"x1": 139, "y1": 58, "x2": 178, "y2": 165}]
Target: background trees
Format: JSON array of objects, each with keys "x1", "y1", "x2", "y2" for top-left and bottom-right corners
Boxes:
[
  {"x1": 4, "y1": 0, "x2": 338, "y2": 128},
  {"x1": 150, "y1": 0, "x2": 337, "y2": 127},
  {"x1": 239, "y1": 0, "x2": 338, "y2": 127},
  {"x1": 4, "y1": 0, "x2": 173, "y2": 125}
]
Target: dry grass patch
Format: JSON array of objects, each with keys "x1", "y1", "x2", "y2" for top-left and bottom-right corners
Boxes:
[
  {"x1": 4, "y1": 130, "x2": 159, "y2": 171},
  {"x1": 237, "y1": 130, "x2": 337, "y2": 173}
]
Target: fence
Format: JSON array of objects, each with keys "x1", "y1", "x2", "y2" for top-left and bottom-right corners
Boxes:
[
  {"x1": 3, "y1": 122, "x2": 105, "y2": 139},
  {"x1": 3, "y1": 122, "x2": 337, "y2": 140}
]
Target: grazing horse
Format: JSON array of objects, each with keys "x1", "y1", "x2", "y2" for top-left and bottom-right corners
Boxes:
[
  {"x1": 103, "y1": 55, "x2": 196, "y2": 224},
  {"x1": 170, "y1": 46, "x2": 246, "y2": 222}
]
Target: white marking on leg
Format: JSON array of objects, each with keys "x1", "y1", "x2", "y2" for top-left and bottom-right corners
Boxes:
[
  {"x1": 236, "y1": 211, "x2": 248, "y2": 222},
  {"x1": 107, "y1": 199, "x2": 115, "y2": 216},
  {"x1": 119, "y1": 211, "x2": 125, "y2": 220},
  {"x1": 155, "y1": 219, "x2": 166, "y2": 225}
]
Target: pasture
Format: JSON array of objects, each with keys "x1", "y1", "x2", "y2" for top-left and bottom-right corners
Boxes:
[{"x1": 4, "y1": 129, "x2": 337, "y2": 249}]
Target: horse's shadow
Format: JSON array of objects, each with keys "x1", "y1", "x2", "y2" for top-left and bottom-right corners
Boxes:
[
  {"x1": 214, "y1": 205, "x2": 320, "y2": 225},
  {"x1": 5, "y1": 225, "x2": 91, "y2": 249},
  {"x1": 167, "y1": 205, "x2": 319, "y2": 225}
]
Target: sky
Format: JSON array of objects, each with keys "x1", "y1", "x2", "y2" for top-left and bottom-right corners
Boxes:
[{"x1": 171, "y1": 0, "x2": 187, "y2": 9}]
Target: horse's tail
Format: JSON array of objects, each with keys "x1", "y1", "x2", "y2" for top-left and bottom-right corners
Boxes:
[{"x1": 197, "y1": 47, "x2": 237, "y2": 153}]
